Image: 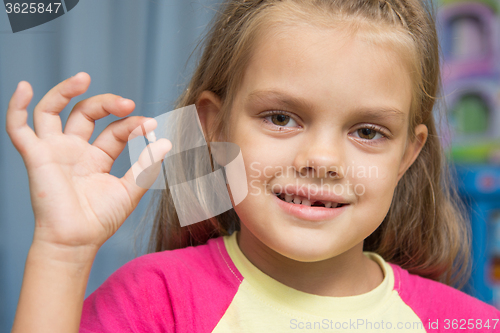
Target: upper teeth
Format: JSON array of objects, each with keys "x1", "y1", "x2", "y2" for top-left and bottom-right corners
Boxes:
[{"x1": 277, "y1": 193, "x2": 339, "y2": 208}]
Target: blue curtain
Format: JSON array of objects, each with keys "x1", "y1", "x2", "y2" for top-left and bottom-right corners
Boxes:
[{"x1": 0, "y1": 0, "x2": 219, "y2": 330}]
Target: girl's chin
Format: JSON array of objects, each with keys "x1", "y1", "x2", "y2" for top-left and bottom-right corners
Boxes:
[{"x1": 263, "y1": 233, "x2": 350, "y2": 262}]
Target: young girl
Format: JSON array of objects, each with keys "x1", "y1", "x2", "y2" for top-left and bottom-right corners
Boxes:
[{"x1": 6, "y1": 0, "x2": 500, "y2": 332}]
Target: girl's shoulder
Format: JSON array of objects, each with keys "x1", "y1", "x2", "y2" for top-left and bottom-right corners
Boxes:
[
  {"x1": 80, "y1": 235, "x2": 241, "y2": 332},
  {"x1": 99, "y1": 234, "x2": 242, "y2": 302},
  {"x1": 117, "y1": 235, "x2": 236, "y2": 280},
  {"x1": 389, "y1": 262, "x2": 500, "y2": 325}
]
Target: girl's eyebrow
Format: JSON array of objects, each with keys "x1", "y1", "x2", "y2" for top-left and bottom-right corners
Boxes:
[
  {"x1": 245, "y1": 89, "x2": 406, "y2": 122},
  {"x1": 245, "y1": 89, "x2": 314, "y2": 111},
  {"x1": 351, "y1": 107, "x2": 406, "y2": 123}
]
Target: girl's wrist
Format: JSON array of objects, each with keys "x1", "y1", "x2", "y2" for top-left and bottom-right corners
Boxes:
[
  {"x1": 29, "y1": 239, "x2": 99, "y2": 266},
  {"x1": 12, "y1": 237, "x2": 97, "y2": 333}
]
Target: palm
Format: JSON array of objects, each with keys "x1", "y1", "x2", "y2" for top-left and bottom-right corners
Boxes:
[
  {"x1": 6, "y1": 73, "x2": 171, "y2": 249},
  {"x1": 27, "y1": 135, "x2": 130, "y2": 247}
]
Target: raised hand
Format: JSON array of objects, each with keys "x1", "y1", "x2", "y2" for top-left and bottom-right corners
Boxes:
[{"x1": 5, "y1": 72, "x2": 172, "y2": 251}]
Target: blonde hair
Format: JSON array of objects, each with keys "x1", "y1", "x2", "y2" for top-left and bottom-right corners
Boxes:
[{"x1": 138, "y1": 0, "x2": 471, "y2": 289}]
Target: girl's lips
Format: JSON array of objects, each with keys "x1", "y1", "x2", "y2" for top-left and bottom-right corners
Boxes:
[{"x1": 272, "y1": 193, "x2": 349, "y2": 221}]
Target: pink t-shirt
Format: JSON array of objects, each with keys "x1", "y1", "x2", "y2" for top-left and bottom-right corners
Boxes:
[{"x1": 80, "y1": 232, "x2": 500, "y2": 332}]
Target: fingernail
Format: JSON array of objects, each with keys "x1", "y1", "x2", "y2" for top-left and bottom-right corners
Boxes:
[{"x1": 15, "y1": 82, "x2": 24, "y2": 108}]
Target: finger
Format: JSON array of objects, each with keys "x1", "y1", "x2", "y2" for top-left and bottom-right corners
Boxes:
[
  {"x1": 33, "y1": 72, "x2": 91, "y2": 138},
  {"x1": 131, "y1": 138, "x2": 172, "y2": 189},
  {"x1": 63, "y1": 94, "x2": 135, "y2": 142},
  {"x1": 121, "y1": 138, "x2": 172, "y2": 206},
  {"x1": 6, "y1": 81, "x2": 40, "y2": 156},
  {"x1": 92, "y1": 116, "x2": 158, "y2": 162}
]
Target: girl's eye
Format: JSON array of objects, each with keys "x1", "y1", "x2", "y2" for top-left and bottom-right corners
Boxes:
[
  {"x1": 352, "y1": 126, "x2": 386, "y2": 141},
  {"x1": 260, "y1": 112, "x2": 387, "y2": 142},
  {"x1": 262, "y1": 111, "x2": 299, "y2": 128}
]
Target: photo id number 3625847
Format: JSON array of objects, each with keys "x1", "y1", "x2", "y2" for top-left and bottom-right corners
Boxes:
[{"x1": 5, "y1": 2, "x2": 62, "y2": 14}]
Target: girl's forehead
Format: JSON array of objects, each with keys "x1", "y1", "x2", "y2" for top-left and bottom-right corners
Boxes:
[{"x1": 237, "y1": 24, "x2": 413, "y2": 119}]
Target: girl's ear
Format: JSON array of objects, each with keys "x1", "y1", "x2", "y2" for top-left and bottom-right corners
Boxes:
[
  {"x1": 397, "y1": 124, "x2": 428, "y2": 182},
  {"x1": 195, "y1": 90, "x2": 223, "y2": 142}
]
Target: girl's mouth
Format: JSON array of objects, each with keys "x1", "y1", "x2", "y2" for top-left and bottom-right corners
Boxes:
[
  {"x1": 272, "y1": 192, "x2": 349, "y2": 222},
  {"x1": 274, "y1": 192, "x2": 347, "y2": 208}
]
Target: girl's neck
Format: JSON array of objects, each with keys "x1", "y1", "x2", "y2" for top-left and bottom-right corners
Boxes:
[{"x1": 236, "y1": 227, "x2": 384, "y2": 297}]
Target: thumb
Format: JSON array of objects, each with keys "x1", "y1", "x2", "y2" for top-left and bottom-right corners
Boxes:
[{"x1": 120, "y1": 138, "x2": 172, "y2": 206}]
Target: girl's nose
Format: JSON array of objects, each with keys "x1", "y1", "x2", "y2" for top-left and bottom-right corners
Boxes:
[
  {"x1": 293, "y1": 142, "x2": 346, "y2": 179},
  {"x1": 298, "y1": 166, "x2": 341, "y2": 179}
]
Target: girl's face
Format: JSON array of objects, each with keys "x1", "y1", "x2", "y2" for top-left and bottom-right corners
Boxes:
[{"x1": 203, "y1": 24, "x2": 427, "y2": 263}]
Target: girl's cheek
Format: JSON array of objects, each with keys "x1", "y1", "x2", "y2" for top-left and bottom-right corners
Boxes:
[
  {"x1": 246, "y1": 147, "x2": 294, "y2": 178},
  {"x1": 347, "y1": 159, "x2": 397, "y2": 201}
]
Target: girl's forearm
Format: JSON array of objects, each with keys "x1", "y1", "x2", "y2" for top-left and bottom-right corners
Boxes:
[{"x1": 11, "y1": 240, "x2": 98, "y2": 333}]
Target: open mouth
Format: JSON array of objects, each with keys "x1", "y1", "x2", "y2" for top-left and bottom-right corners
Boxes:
[{"x1": 274, "y1": 192, "x2": 347, "y2": 208}]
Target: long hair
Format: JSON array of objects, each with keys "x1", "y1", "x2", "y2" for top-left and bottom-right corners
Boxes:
[{"x1": 137, "y1": 0, "x2": 471, "y2": 289}]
